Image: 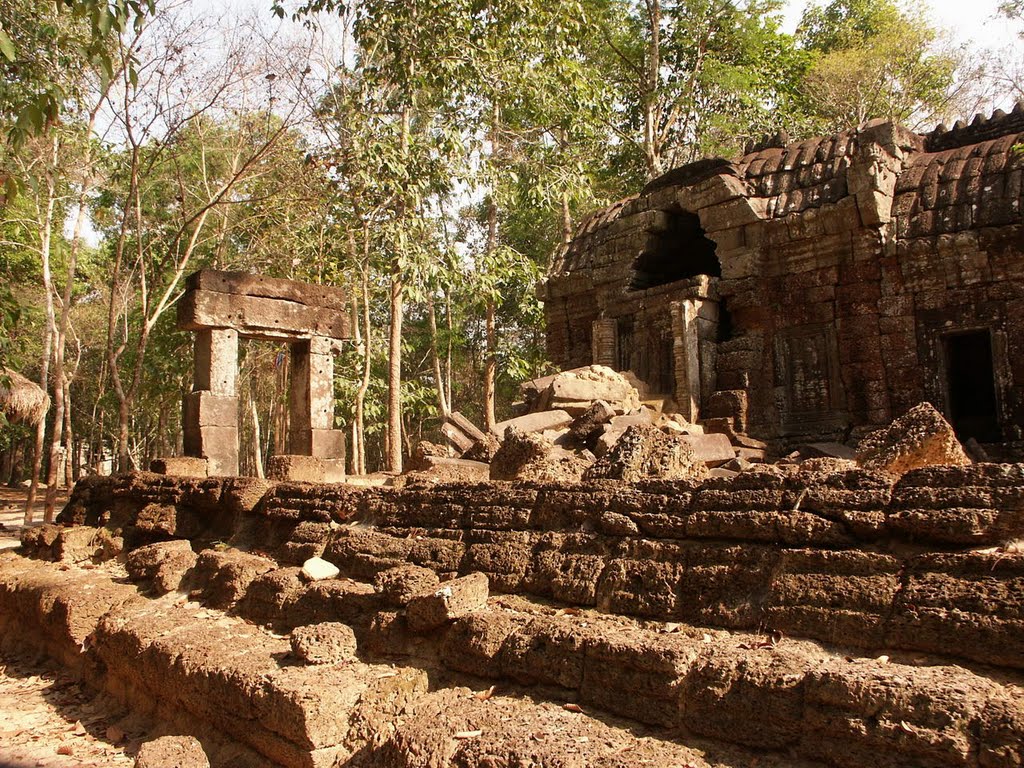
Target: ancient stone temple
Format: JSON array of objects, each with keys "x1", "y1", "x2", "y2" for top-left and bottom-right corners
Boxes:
[
  {"x1": 176, "y1": 270, "x2": 349, "y2": 477},
  {"x1": 542, "y1": 108, "x2": 1024, "y2": 449}
]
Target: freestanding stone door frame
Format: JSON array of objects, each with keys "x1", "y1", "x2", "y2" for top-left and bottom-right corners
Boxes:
[{"x1": 177, "y1": 270, "x2": 350, "y2": 476}]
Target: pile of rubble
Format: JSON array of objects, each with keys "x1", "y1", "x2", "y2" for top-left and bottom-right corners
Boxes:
[
  {"x1": 418, "y1": 366, "x2": 762, "y2": 484},
  {"x1": 414, "y1": 366, "x2": 973, "y2": 485}
]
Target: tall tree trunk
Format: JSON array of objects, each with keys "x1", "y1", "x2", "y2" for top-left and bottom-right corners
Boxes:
[
  {"x1": 250, "y1": 398, "x2": 264, "y2": 479},
  {"x1": 26, "y1": 136, "x2": 60, "y2": 524},
  {"x1": 643, "y1": 0, "x2": 663, "y2": 180},
  {"x1": 45, "y1": 183, "x2": 89, "y2": 518},
  {"x1": 427, "y1": 294, "x2": 449, "y2": 418},
  {"x1": 483, "y1": 101, "x2": 500, "y2": 431},
  {"x1": 387, "y1": 105, "x2": 412, "y2": 474}
]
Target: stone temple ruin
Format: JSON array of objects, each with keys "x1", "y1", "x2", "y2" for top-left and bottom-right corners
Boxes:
[
  {"x1": 542, "y1": 109, "x2": 1024, "y2": 453},
  {"x1": 1, "y1": 112, "x2": 1024, "y2": 768}
]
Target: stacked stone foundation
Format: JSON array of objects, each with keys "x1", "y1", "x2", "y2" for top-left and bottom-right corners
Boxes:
[{"x1": 1, "y1": 468, "x2": 1022, "y2": 767}]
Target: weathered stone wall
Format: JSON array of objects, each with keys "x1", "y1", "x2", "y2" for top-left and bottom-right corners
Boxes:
[
  {"x1": 543, "y1": 109, "x2": 1024, "y2": 445},
  {"x1": 53, "y1": 469, "x2": 1024, "y2": 670}
]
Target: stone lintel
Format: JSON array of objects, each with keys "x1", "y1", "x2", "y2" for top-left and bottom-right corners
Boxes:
[
  {"x1": 178, "y1": 289, "x2": 349, "y2": 340},
  {"x1": 186, "y1": 269, "x2": 348, "y2": 311}
]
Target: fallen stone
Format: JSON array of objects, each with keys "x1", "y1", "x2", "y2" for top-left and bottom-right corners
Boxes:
[
  {"x1": 566, "y1": 400, "x2": 617, "y2": 448},
  {"x1": 135, "y1": 735, "x2": 209, "y2": 768},
  {"x1": 409, "y1": 440, "x2": 449, "y2": 471},
  {"x1": 799, "y1": 442, "x2": 856, "y2": 460},
  {"x1": 594, "y1": 427, "x2": 627, "y2": 457},
  {"x1": 856, "y1": 402, "x2": 971, "y2": 475},
  {"x1": 735, "y1": 447, "x2": 766, "y2": 463},
  {"x1": 290, "y1": 622, "x2": 358, "y2": 665},
  {"x1": 406, "y1": 573, "x2": 489, "y2": 633},
  {"x1": 152, "y1": 549, "x2": 198, "y2": 595},
  {"x1": 126, "y1": 540, "x2": 196, "y2": 583},
  {"x1": 708, "y1": 467, "x2": 740, "y2": 479},
  {"x1": 492, "y1": 410, "x2": 573, "y2": 436},
  {"x1": 462, "y1": 433, "x2": 501, "y2": 463},
  {"x1": 193, "y1": 550, "x2": 277, "y2": 609},
  {"x1": 490, "y1": 428, "x2": 589, "y2": 482},
  {"x1": 722, "y1": 457, "x2": 753, "y2": 473},
  {"x1": 302, "y1": 556, "x2": 341, "y2": 582},
  {"x1": 584, "y1": 424, "x2": 708, "y2": 482},
  {"x1": 679, "y1": 433, "x2": 736, "y2": 467},
  {"x1": 375, "y1": 565, "x2": 441, "y2": 607},
  {"x1": 414, "y1": 456, "x2": 490, "y2": 482},
  {"x1": 609, "y1": 410, "x2": 654, "y2": 430},
  {"x1": 53, "y1": 526, "x2": 122, "y2": 564}
]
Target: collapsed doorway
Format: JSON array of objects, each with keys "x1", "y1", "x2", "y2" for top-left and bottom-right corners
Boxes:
[
  {"x1": 943, "y1": 329, "x2": 1001, "y2": 442},
  {"x1": 628, "y1": 209, "x2": 720, "y2": 291}
]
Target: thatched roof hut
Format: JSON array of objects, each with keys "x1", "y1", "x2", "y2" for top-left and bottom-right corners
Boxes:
[{"x1": 0, "y1": 368, "x2": 49, "y2": 426}]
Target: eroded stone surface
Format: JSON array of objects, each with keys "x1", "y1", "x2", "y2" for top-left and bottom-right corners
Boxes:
[{"x1": 856, "y1": 402, "x2": 971, "y2": 475}]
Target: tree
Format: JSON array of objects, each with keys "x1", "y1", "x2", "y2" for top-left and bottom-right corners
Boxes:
[
  {"x1": 795, "y1": 0, "x2": 964, "y2": 132},
  {"x1": 587, "y1": 0, "x2": 801, "y2": 183}
]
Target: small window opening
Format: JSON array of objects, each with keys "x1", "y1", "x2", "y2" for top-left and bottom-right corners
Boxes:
[
  {"x1": 944, "y1": 330, "x2": 1001, "y2": 442},
  {"x1": 629, "y1": 209, "x2": 720, "y2": 291}
]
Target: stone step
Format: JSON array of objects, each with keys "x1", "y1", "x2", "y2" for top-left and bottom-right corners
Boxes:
[
  {"x1": 70, "y1": 538, "x2": 1024, "y2": 768},
  {"x1": 0, "y1": 553, "x2": 828, "y2": 768}
]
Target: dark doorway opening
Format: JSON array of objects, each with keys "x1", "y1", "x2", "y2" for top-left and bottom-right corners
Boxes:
[
  {"x1": 629, "y1": 209, "x2": 719, "y2": 291},
  {"x1": 944, "y1": 330, "x2": 1001, "y2": 442}
]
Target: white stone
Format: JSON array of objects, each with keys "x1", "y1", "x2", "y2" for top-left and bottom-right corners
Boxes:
[{"x1": 302, "y1": 556, "x2": 340, "y2": 581}]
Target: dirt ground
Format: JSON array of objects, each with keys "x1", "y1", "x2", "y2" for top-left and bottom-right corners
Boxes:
[
  {"x1": 0, "y1": 652, "x2": 138, "y2": 768},
  {"x1": 0, "y1": 488, "x2": 69, "y2": 553},
  {"x1": 0, "y1": 487, "x2": 132, "y2": 768}
]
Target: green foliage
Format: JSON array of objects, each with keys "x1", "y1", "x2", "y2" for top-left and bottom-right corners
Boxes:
[
  {"x1": 794, "y1": 0, "x2": 959, "y2": 132},
  {"x1": 0, "y1": 0, "x2": 152, "y2": 156}
]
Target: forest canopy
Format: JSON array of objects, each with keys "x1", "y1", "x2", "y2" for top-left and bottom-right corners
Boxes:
[{"x1": 0, "y1": 0, "x2": 1017, "y2": 516}]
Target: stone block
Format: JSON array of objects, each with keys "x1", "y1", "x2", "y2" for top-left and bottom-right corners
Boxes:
[
  {"x1": 193, "y1": 329, "x2": 238, "y2": 395},
  {"x1": 266, "y1": 455, "x2": 346, "y2": 483},
  {"x1": 290, "y1": 428, "x2": 346, "y2": 459},
  {"x1": 187, "y1": 269, "x2": 348, "y2": 310},
  {"x1": 149, "y1": 456, "x2": 209, "y2": 477},
  {"x1": 183, "y1": 391, "x2": 238, "y2": 428},
  {"x1": 135, "y1": 735, "x2": 210, "y2": 768},
  {"x1": 290, "y1": 622, "x2": 357, "y2": 665},
  {"x1": 493, "y1": 410, "x2": 573, "y2": 436},
  {"x1": 183, "y1": 425, "x2": 238, "y2": 477},
  {"x1": 178, "y1": 289, "x2": 349, "y2": 340},
  {"x1": 290, "y1": 346, "x2": 335, "y2": 432},
  {"x1": 679, "y1": 433, "x2": 736, "y2": 466},
  {"x1": 856, "y1": 402, "x2": 971, "y2": 476},
  {"x1": 405, "y1": 573, "x2": 489, "y2": 633}
]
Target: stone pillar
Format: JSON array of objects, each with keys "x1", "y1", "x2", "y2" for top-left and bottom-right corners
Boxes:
[
  {"x1": 289, "y1": 336, "x2": 345, "y2": 460},
  {"x1": 671, "y1": 300, "x2": 702, "y2": 422},
  {"x1": 591, "y1": 318, "x2": 618, "y2": 367},
  {"x1": 184, "y1": 329, "x2": 239, "y2": 476}
]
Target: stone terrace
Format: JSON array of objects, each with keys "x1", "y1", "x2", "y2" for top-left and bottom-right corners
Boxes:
[{"x1": 0, "y1": 469, "x2": 1022, "y2": 766}]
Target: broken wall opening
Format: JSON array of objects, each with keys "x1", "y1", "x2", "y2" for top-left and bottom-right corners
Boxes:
[
  {"x1": 944, "y1": 329, "x2": 1001, "y2": 442},
  {"x1": 628, "y1": 209, "x2": 720, "y2": 291}
]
